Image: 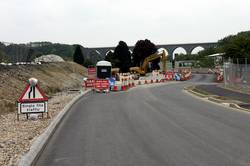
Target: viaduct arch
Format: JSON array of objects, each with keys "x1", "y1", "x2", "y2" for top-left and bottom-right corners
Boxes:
[{"x1": 82, "y1": 42, "x2": 217, "y2": 60}]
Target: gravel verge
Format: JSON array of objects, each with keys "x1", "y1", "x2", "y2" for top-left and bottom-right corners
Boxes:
[{"x1": 0, "y1": 90, "x2": 83, "y2": 166}]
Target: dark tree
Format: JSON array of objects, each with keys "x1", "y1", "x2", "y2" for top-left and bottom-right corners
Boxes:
[
  {"x1": 73, "y1": 45, "x2": 84, "y2": 65},
  {"x1": 105, "y1": 50, "x2": 114, "y2": 62},
  {"x1": 83, "y1": 58, "x2": 94, "y2": 67},
  {"x1": 105, "y1": 50, "x2": 120, "y2": 67},
  {"x1": 113, "y1": 41, "x2": 132, "y2": 72},
  {"x1": 132, "y1": 39, "x2": 159, "y2": 70},
  {"x1": 0, "y1": 48, "x2": 8, "y2": 62},
  {"x1": 26, "y1": 48, "x2": 35, "y2": 62}
]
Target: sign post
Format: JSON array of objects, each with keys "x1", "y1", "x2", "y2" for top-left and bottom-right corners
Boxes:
[{"x1": 17, "y1": 78, "x2": 48, "y2": 120}]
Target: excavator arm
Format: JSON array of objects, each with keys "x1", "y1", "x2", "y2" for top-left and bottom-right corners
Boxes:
[{"x1": 129, "y1": 50, "x2": 168, "y2": 75}]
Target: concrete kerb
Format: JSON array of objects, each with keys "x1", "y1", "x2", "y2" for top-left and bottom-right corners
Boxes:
[
  {"x1": 185, "y1": 86, "x2": 250, "y2": 112},
  {"x1": 18, "y1": 89, "x2": 92, "y2": 166},
  {"x1": 188, "y1": 89, "x2": 208, "y2": 98},
  {"x1": 229, "y1": 103, "x2": 250, "y2": 112}
]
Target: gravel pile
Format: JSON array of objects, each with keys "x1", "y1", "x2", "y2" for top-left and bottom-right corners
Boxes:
[
  {"x1": 0, "y1": 90, "x2": 81, "y2": 166},
  {"x1": 34, "y1": 54, "x2": 65, "y2": 63}
]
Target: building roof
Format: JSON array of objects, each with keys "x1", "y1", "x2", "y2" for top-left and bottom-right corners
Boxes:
[
  {"x1": 96, "y1": 60, "x2": 112, "y2": 66},
  {"x1": 208, "y1": 53, "x2": 225, "y2": 57}
]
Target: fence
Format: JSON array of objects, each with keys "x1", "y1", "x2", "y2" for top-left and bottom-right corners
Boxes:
[{"x1": 223, "y1": 58, "x2": 250, "y2": 92}]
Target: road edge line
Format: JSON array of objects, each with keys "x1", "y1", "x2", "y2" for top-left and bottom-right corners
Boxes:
[{"x1": 18, "y1": 89, "x2": 92, "y2": 166}]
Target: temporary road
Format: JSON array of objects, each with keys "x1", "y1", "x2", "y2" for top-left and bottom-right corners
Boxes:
[{"x1": 35, "y1": 74, "x2": 250, "y2": 166}]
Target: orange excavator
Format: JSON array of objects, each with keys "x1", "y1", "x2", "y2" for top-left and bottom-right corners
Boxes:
[{"x1": 129, "y1": 50, "x2": 168, "y2": 75}]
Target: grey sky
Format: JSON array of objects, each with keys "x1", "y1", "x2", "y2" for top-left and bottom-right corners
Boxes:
[{"x1": 0, "y1": 0, "x2": 250, "y2": 47}]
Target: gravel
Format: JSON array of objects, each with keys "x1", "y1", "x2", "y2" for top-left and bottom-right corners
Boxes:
[
  {"x1": 0, "y1": 90, "x2": 81, "y2": 166},
  {"x1": 34, "y1": 54, "x2": 64, "y2": 63}
]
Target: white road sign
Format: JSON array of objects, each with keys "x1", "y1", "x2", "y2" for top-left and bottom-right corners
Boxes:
[{"x1": 18, "y1": 102, "x2": 48, "y2": 114}]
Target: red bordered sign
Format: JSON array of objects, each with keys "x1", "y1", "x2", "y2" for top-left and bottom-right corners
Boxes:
[
  {"x1": 84, "y1": 79, "x2": 95, "y2": 89},
  {"x1": 18, "y1": 84, "x2": 48, "y2": 103},
  {"x1": 88, "y1": 67, "x2": 96, "y2": 79},
  {"x1": 95, "y1": 79, "x2": 109, "y2": 91},
  {"x1": 17, "y1": 83, "x2": 48, "y2": 115}
]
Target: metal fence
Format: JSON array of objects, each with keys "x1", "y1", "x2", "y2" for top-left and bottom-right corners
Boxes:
[{"x1": 223, "y1": 58, "x2": 250, "y2": 90}]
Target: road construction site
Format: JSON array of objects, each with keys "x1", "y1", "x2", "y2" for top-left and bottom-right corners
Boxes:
[{"x1": 33, "y1": 74, "x2": 250, "y2": 166}]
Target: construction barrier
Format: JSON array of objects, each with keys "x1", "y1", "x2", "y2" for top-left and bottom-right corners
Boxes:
[
  {"x1": 111, "y1": 73, "x2": 136, "y2": 92},
  {"x1": 95, "y1": 79, "x2": 110, "y2": 92},
  {"x1": 215, "y1": 72, "x2": 223, "y2": 82},
  {"x1": 110, "y1": 70, "x2": 191, "y2": 92},
  {"x1": 165, "y1": 71, "x2": 173, "y2": 81}
]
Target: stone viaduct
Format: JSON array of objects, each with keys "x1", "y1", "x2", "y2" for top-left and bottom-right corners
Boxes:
[{"x1": 82, "y1": 42, "x2": 217, "y2": 60}]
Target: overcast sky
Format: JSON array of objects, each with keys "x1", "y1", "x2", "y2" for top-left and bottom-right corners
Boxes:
[{"x1": 0, "y1": 0, "x2": 250, "y2": 47}]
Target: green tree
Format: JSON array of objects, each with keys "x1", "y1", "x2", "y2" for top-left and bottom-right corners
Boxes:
[
  {"x1": 73, "y1": 45, "x2": 84, "y2": 65},
  {"x1": 175, "y1": 52, "x2": 215, "y2": 68},
  {"x1": 0, "y1": 48, "x2": 8, "y2": 62},
  {"x1": 198, "y1": 47, "x2": 218, "y2": 57},
  {"x1": 26, "y1": 48, "x2": 35, "y2": 62},
  {"x1": 218, "y1": 31, "x2": 250, "y2": 62}
]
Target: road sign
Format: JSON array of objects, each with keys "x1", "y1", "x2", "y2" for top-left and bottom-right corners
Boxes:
[
  {"x1": 109, "y1": 77, "x2": 116, "y2": 87},
  {"x1": 18, "y1": 84, "x2": 48, "y2": 102},
  {"x1": 17, "y1": 78, "x2": 49, "y2": 119},
  {"x1": 95, "y1": 79, "x2": 109, "y2": 91},
  {"x1": 88, "y1": 67, "x2": 96, "y2": 79},
  {"x1": 18, "y1": 102, "x2": 48, "y2": 114},
  {"x1": 84, "y1": 79, "x2": 95, "y2": 89}
]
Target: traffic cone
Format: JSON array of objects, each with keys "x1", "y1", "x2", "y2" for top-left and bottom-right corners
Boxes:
[
  {"x1": 113, "y1": 85, "x2": 118, "y2": 91},
  {"x1": 122, "y1": 86, "x2": 126, "y2": 91}
]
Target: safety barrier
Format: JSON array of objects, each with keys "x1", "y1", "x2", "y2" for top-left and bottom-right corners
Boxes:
[
  {"x1": 111, "y1": 73, "x2": 136, "y2": 92},
  {"x1": 215, "y1": 72, "x2": 223, "y2": 82},
  {"x1": 165, "y1": 71, "x2": 173, "y2": 81},
  {"x1": 110, "y1": 70, "x2": 187, "y2": 92}
]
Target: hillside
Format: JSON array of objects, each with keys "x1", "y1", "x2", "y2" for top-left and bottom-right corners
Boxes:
[
  {"x1": 0, "y1": 42, "x2": 103, "y2": 65},
  {"x1": 0, "y1": 61, "x2": 87, "y2": 114}
]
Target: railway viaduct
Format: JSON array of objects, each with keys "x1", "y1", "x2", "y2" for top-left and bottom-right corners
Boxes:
[{"x1": 83, "y1": 42, "x2": 218, "y2": 60}]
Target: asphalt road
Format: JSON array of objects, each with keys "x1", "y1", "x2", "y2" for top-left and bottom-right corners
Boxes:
[{"x1": 35, "y1": 74, "x2": 250, "y2": 166}]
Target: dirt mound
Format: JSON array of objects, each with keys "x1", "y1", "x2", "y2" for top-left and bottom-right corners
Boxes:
[
  {"x1": 34, "y1": 54, "x2": 65, "y2": 62},
  {"x1": 0, "y1": 62, "x2": 87, "y2": 114}
]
